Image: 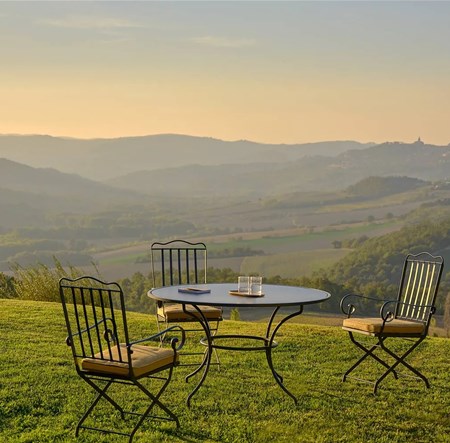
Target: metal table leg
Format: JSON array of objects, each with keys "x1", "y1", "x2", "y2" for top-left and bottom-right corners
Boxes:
[
  {"x1": 181, "y1": 304, "x2": 212, "y2": 407},
  {"x1": 184, "y1": 303, "x2": 305, "y2": 406},
  {"x1": 265, "y1": 305, "x2": 304, "y2": 405}
]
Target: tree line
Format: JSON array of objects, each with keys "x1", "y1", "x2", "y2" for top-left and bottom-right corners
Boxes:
[{"x1": 1, "y1": 216, "x2": 449, "y2": 334}]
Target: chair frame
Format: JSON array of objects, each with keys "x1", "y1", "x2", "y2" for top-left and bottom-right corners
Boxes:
[
  {"x1": 340, "y1": 252, "x2": 444, "y2": 394},
  {"x1": 59, "y1": 276, "x2": 185, "y2": 442},
  {"x1": 150, "y1": 239, "x2": 222, "y2": 367}
]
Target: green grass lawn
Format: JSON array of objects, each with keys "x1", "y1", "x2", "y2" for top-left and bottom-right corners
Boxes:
[{"x1": 1, "y1": 299, "x2": 450, "y2": 443}]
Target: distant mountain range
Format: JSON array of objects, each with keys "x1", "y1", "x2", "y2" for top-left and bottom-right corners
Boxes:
[
  {"x1": 0, "y1": 134, "x2": 374, "y2": 181},
  {"x1": 0, "y1": 156, "x2": 156, "y2": 199},
  {"x1": 106, "y1": 140, "x2": 450, "y2": 197},
  {"x1": 0, "y1": 158, "x2": 146, "y2": 227},
  {"x1": 0, "y1": 135, "x2": 449, "y2": 203},
  {"x1": 0, "y1": 134, "x2": 448, "y2": 231}
]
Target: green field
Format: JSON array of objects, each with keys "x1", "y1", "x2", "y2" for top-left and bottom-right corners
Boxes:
[
  {"x1": 206, "y1": 221, "x2": 400, "y2": 254},
  {"x1": 240, "y1": 248, "x2": 350, "y2": 278},
  {"x1": 2, "y1": 299, "x2": 450, "y2": 442},
  {"x1": 93, "y1": 220, "x2": 401, "y2": 280}
]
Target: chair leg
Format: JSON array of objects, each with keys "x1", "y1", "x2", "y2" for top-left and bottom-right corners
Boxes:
[
  {"x1": 138, "y1": 376, "x2": 179, "y2": 423},
  {"x1": 343, "y1": 333, "x2": 398, "y2": 383},
  {"x1": 77, "y1": 379, "x2": 123, "y2": 435},
  {"x1": 155, "y1": 317, "x2": 167, "y2": 347},
  {"x1": 376, "y1": 337, "x2": 428, "y2": 392},
  {"x1": 78, "y1": 370, "x2": 178, "y2": 442},
  {"x1": 129, "y1": 373, "x2": 179, "y2": 442},
  {"x1": 178, "y1": 318, "x2": 221, "y2": 373}
]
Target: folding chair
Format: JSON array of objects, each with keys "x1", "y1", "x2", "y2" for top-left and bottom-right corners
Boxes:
[
  {"x1": 59, "y1": 276, "x2": 185, "y2": 442},
  {"x1": 340, "y1": 252, "x2": 444, "y2": 394},
  {"x1": 151, "y1": 240, "x2": 222, "y2": 366}
]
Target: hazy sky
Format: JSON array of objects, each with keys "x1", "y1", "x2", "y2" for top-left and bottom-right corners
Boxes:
[{"x1": 1, "y1": 1, "x2": 450, "y2": 145}]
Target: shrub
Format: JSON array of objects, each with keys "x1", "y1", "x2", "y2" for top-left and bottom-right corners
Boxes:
[
  {"x1": 0, "y1": 272, "x2": 16, "y2": 298},
  {"x1": 230, "y1": 308, "x2": 241, "y2": 321},
  {"x1": 10, "y1": 257, "x2": 87, "y2": 302}
]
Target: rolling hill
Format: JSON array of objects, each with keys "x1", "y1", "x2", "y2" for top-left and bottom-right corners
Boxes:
[
  {"x1": 0, "y1": 158, "x2": 148, "y2": 227},
  {"x1": 0, "y1": 134, "x2": 373, "y2": 180},
  {"x1": 2, "y1": 134, "x2": 448, "y2": 200},
  {"x1": 106, "y1": 141, "x2": 450, "y2": 197}
]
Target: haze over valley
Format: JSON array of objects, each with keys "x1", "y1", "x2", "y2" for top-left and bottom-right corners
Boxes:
[{"x1": 1, "y1": 134, "x2": 449, "y2": 280}]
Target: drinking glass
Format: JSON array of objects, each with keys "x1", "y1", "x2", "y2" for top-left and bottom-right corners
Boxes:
[
  {"x1": 238, "y1": 276, "x2": 250, "y2": 294},
  {"x1": 250, "y1": 276, "x2": 263, "y2": 295}
]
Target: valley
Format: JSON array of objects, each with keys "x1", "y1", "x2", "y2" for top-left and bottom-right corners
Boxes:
[{"x1": 0, "y1": 134, "x2": 449, "y2": 284}]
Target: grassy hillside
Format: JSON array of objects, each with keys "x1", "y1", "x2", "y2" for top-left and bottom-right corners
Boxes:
[{"x1": 1, "y1": 299, "x2": 450, "y2": 442}]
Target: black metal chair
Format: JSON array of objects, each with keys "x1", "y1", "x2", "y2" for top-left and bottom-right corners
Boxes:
[
  {"x1": 151, "y1": 240, "x2": 222, "y2": 365},
  {"x1": 59, "y1": 276, "x2": 185, "y2": 442},
  {"x1": 340, "y1": 252, "x2": 444, "y2": 394}
]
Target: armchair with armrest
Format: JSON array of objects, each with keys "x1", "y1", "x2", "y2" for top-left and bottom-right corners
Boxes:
[
  {"x1": 59, "y1": 276, "x2": 186, "y2": 442},
  {"x1": 340, "y1": 252, "x2": 444, "y2": 394}
]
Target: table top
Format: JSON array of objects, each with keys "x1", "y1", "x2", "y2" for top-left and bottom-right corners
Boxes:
[{"x1": 148, "y1": 283, "x2": 331, "y2": 308}]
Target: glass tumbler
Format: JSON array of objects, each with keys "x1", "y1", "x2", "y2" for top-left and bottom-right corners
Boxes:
[
  {"x1": 238, "y1": 276, "x2": 250, "y2": 294},
  {"x1": 250, "y1": 276, "x2": 263, "y2": 295}
]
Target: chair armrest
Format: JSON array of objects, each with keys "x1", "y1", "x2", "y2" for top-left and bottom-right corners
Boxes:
[
  {"x1": 340, "y1": 293, "x2": 384, "y2": 317},
  {"x1": 129, "y1": 325, "x2": 186, "y2": 352},
  {"x1": 379, "y1": 300, "x2": 436, "y2": 322}
]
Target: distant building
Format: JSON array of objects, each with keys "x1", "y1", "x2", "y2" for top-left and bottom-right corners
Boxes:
[{"x1": 415, "y1": 136, "x2": 424, "y2": 145}]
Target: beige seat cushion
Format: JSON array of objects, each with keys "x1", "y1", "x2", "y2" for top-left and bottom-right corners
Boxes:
[
  {"x1": 343, "y1": 317, "x2": 425, "y2": 335},
  {"x1": 81, "y1": 344, "x2": 177, "y2": 377},
  {"x1": 159, "y1": 303, "x2": 222, "y2": 322}
]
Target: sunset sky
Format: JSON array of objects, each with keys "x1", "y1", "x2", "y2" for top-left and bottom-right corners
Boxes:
[{"x1": 1, "y1": 1, "x2": 450, "y2": 145}]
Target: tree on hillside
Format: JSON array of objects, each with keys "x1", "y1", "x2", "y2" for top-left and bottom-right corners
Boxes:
[
  {"x1": 346, "y1": 176, "x2": 427, "y2": 198},
  {"x1": 321, "y1": 218, "x2": 450, "y2": 309}
]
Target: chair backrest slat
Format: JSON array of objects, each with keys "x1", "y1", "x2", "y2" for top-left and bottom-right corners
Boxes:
[
  {"x1": 185, "y1": 249, "x2": 190, "y2": 284},
  {"x1": 417, "y1": 263, "x2": 435, "y2": 320},
  {"x1": 177, "y1": 249, "x2": 183, "y2": 284},
  {"x1": 70, "y1": 286, "x2": 86, "y2": 357},
  {"x1": 396, "y1": 252, "x2": 444, "y2": 324},
  {"x1": 81, "y1": 287, "x2": 96, "y2": 357},
  {"x1": 170, "y1": 249, "x2": 174, "y2": 285},
  {"x1": 408, "y1": 261, "x2": 422, "y2": 319},
  {"x1": 59, "y1": 276, "x2": 131, "y2": 370},
  {"x1": 151, "y1": 239, "x2": 207, "y2": 288},
  {"x1": 102, "y1": 289, "x2": 113, "y2": 360},
  {"x1": 193, "y1": 249, "x2": 198, "y2": 283}
]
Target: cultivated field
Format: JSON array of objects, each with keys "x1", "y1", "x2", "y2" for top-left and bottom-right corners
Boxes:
[{"x1": 91, "y1": 220, "x2": 401, "y2": 280}]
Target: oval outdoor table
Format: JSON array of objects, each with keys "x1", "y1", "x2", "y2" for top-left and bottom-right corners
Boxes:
[{"x1": 148, "y1": 283, "x2": 331, "y2": 406}]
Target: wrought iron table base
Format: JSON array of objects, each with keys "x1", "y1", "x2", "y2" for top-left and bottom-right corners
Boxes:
[{"x1": 183, "y1": 304, "x2": 304, "y2": 406}]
